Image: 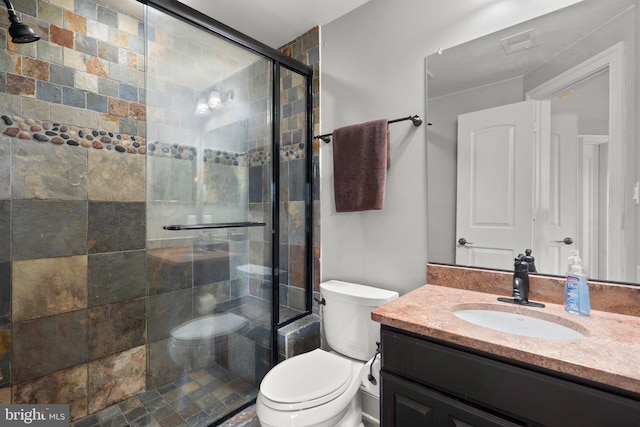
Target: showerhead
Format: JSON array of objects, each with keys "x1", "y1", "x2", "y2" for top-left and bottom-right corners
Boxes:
[
  {"x1": 3, "y1": 0, "x2": 39, "y2": 43},
  {"x1": 9, "y1": 21, "x2": 39, "y2": 43}
]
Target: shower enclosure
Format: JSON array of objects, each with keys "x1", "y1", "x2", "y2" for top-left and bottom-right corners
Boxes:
[
  {"x1": 143, "y1": 1, "x2": 314, "y2": 423},
  {"x1": 0, "y1": 0, "x2": 313, "y2": 425}
]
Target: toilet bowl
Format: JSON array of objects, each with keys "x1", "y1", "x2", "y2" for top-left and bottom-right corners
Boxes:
[
  {"x1": 256, "y1": 280, "x2": 397, "y2": 427},
  {"x1": 257, "y1": 349, "x2": 364, "y2": 427},
  {"x1": 168, "y1": 312, "x2": 247, "y2": 368}
]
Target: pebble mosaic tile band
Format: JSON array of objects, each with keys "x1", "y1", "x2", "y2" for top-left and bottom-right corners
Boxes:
[
  {"x1": 147, "y1": 141, "x2": 198, "y2": 160},
  {"x1": 1, "y1": 114, "x2": 147, "y2": 154},
  {"x1": 1, "y1": 113, "x2": 306, "y2": 166}
]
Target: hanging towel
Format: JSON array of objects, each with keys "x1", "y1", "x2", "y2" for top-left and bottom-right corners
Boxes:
[{"x1": 332, "y1": 118, "x2": 390, "y2": 212}]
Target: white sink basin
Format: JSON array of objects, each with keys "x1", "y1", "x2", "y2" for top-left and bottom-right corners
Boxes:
[{"x1": 454, "y1": 307, "x2": 587, "y2": 340}]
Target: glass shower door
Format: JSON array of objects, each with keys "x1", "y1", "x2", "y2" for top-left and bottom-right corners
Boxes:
[
  {"x1": 145, "y1": 6, "x2": 273, "y2": 424},
  {"x1": 278, "y1": 65, "x2": 312, "y2": 324}
]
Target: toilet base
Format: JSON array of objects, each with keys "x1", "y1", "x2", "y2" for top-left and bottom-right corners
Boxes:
[
  {"x1": 168, "y1": 337, "x2": 228, "y2": 371},
  {"x1": 257, "y1": 392, "x2": 362, "y2": 427},
  {"x1": 338, "y1": 396, "x2": 363, "y2": 427}
]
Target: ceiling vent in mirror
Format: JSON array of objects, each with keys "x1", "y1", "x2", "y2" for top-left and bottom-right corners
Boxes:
[{"x1": 500, "y1": 28, "x2": 539, "y2": 55}]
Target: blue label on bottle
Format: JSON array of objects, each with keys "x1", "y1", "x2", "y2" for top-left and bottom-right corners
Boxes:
[
  {"x1": 565, "y1": 275, "x2": 589, "y2": 315},
  {"x1": 565, "y1": 280, "x2": 580, "y2": 314}
]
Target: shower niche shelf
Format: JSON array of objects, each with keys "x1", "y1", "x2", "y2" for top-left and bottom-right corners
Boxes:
[{"x1": 163, "y1": 221, "x2": 267, "y2": 231}]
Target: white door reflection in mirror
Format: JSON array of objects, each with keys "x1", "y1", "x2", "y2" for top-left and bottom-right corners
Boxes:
[
  {"x1": 456, "y1": 67, "x2": 612, "y2": 277},
  {"x1": 455, "y1": 100, "x2": 548, "y2": 270},
  {"x1": 537, "y1": 113, "x2": 579, "y2": 276},
  {"x1": 580, "y1": 135, "x2": 608, "y2": 278}
]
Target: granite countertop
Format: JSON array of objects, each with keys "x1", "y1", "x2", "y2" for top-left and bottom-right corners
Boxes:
[{"x1": 371, "y1": 284, "x2": 640, "y2": 395}]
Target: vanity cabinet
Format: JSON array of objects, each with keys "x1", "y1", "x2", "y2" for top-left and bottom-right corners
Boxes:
[
  {"x1": 380, "y1": 326, "x2": 640, "y2": 427},
  {"x1": 383, "y1": 373, "x2": 520, "y2": 426}
]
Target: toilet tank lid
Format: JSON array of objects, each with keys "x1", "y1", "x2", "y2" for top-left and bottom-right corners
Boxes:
[{"x1": 320, "y1": 280, "x2": 399, "y2": 306}]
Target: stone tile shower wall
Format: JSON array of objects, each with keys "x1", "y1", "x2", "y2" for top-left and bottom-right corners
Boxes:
[
  {"x1": 276, "y1": 66, "x2": 308, "y2": 322},
  {"x1": 279, "y1": 27, "x2": 321, "y2": 314},
  {"x1": 0, "y1": 0, "x2": 147, "y2": 420},
  {"x1": 0, "y1": 0, "x2": 146, "y2": 135}
]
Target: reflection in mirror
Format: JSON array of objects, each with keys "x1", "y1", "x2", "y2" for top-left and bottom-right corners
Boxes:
[
  {"x1": 148, "y1": 155, "x2": 196, "y2": 202},
  {"x1": 427, "y1": 0, "x2": 639, "y2": 285}
]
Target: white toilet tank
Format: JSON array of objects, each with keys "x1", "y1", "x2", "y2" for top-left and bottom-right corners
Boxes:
[{"x1": 321, "y1": 280, "x2": 398, "y2": 361}]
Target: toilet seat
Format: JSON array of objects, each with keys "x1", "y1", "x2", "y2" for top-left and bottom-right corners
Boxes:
[
  {"x1": 170, "y1": 312, "x2": 246, "y2": 343},
  {"x1": 260, "y1": 349, "x2": 354, "y2": 411}
]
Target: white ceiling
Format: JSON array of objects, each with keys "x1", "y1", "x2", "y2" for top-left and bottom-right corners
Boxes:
[
  {"x1": 176, "y1": 0, "x2": 372, "y2": 47},
  {"x1": 104, "y1": 0, "x2": 371, "y2": 48},
  {"x1": 426, "y1": 0, "x2": 636, "y2": 98}
]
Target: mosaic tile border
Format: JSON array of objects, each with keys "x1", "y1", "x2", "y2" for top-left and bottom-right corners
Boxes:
[
  {"x1": 147, "y1": 141, "x2": 198, "y2": 160},
  {"x1": 203, "y1": 148, "x2": 246, "y2": 166},
  {"x1": 1, "y1": 114, "x2": 147, "y2": 154},
  {"x1": 243, "y1": 142, "x2": 307, "y2": 166},
  {"x1": 147, "y1": 145, "x2": 253, "y2": 167},
  {"x1": 1, "y1": 113, "x2": 306, "y2": 166},
  {"x1": 280, "y1": 142, "x2": 306, "y2": 162},
  {"x1": 245, "y1": 147, "x2": 269, "y2": 166}
]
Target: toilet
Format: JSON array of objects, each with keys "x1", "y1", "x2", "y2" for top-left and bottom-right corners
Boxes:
[
  {"x1": 257, "y1": 280, "x2": 398, "y2": 427},
  {"x1": 168, "y1": 311, "x2": 247, "y2": 369}
]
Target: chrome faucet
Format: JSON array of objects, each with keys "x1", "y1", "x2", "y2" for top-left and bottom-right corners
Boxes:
[{"x1": 497, "y1": 252, "x2": 545, "y2": 308}]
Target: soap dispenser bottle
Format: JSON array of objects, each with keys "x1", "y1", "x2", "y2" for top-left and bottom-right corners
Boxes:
[{"x1": 564, "y1": 250, "x2": 590, "y2": 316}]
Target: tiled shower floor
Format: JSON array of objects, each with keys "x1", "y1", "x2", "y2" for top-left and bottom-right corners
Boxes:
[{"x1": 71, "y1": 363, "x2": 257, "y2": 427}]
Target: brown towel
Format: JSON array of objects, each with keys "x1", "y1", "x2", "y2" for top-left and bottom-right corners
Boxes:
[{"x1": 332, "y1": 118, "x2": 390, "y2": 212}]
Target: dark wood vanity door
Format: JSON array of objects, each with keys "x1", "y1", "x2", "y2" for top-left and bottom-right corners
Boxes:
[
  {"x1": 383, "y1": 372, "x2": 522, "y2": 427},
  {"x1": 380, "y1": 326, "x2": 640, "y2": 427}
]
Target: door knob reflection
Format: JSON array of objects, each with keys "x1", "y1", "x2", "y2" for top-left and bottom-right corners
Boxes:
[{"x1": 555, "y1": 237, "x2": 574, "y2": 245}]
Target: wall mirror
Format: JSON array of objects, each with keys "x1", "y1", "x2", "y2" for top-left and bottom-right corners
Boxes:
[{"x1": 427, "y1": 0, "x2": 639, "y2": 285}]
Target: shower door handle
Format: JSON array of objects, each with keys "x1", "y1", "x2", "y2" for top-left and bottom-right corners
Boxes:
[{"x1": 163, "y1": 221, "x2": 266, "y2": 231}]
